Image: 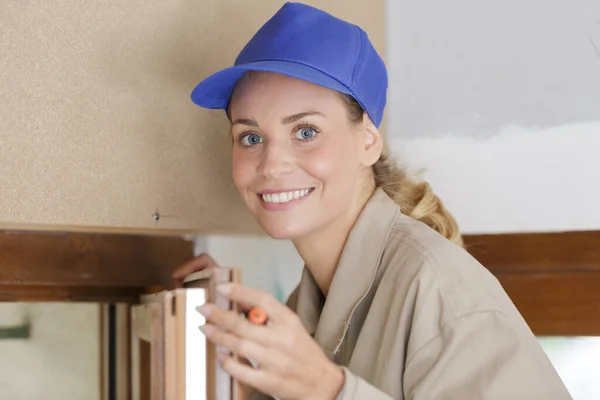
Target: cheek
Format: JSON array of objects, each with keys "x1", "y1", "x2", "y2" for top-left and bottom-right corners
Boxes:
[
  {"x1": 231, "y1": 149, "x2": 254, "y2": 190},
  {"x1": 302, "y1": 155, "x2": 340, "y2": 182},
  {"x1": 301, "y1": 140, "x2": 359, "y2": 184}
]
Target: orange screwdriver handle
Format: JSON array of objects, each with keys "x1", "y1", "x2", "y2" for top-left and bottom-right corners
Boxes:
[{"x1": 245, "y1": 306, "x2": 268, "y2": 325}]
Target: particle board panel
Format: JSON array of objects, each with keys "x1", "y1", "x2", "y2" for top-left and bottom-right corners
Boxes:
[{"x1": 0, "y1": 0, "x2": 386, "y2": 234}]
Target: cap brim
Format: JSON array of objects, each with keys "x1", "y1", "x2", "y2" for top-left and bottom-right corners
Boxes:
[{"x1": 190, "y1": 60, "x2": 352, "y2": 109}]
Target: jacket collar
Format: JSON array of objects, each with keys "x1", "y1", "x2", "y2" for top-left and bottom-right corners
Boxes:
[{"x1": 293, "y1": 188, "x2": 400, "y2": 358}]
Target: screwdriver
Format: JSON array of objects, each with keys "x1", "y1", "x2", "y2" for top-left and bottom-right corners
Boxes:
[{"x1": 245, "y1": 306, "x2": 268, "y2": 325}]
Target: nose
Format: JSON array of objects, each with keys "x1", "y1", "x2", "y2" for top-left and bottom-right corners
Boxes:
[{"x1": 257, "y1": 141, "x2": 295, "y2": 179}]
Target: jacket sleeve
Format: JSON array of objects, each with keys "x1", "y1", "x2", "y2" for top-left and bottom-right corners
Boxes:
[
  {"x1": 337, "y1": 367, "x2": 393, "y2": 400},
  {"x1": 403, "y1": 310, "x2": 573, "y2": 400},
  {"x1": 248, "y1": 367, "x2": 395, "y2": 400}
]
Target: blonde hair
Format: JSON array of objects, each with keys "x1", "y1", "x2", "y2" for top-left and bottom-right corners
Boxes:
[{"x1": 342, "y1": 95, "x2": 463, "y2": 246}]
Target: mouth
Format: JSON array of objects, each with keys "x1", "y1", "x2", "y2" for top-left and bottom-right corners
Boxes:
[{"x1": 258, "y1": 187, "x2": 315, "y2": 204}]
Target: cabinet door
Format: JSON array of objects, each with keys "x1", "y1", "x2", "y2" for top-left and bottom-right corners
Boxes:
[{"x1": 0, "y1": 0, "x2": 385, "y2": 234}]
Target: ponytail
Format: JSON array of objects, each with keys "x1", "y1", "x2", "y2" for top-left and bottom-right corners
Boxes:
[
  {"x1": 341, "y1": 94, "x2": 463, "y2": 246},
  {"x1": 372, "y1": 153, "x2": 463, "y2": 246}
]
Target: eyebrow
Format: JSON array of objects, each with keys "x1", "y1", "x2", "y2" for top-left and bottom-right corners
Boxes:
[
  {"x1": 281, "y1": 111, "x2": 323, "y2": 124},
  {"x1": 231, "y1": 111, "x2": 323, "y2": 128},
  {"x1": 231, "y1": 118, "x2": 259, "y2": 127}
]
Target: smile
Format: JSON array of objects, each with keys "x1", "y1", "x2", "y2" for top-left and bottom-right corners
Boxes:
[{"x1": 259, "y1": 188, "x2": 314, "y2": 204}]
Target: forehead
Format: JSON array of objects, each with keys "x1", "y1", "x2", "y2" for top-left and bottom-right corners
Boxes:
[{"x1": 229, "y1": 72, "x2": 344, "y2": 118}]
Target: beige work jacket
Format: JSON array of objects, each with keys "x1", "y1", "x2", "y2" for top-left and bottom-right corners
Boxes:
[{"x1": 255, "y1": 188, "x2": 572, "y2": 399}]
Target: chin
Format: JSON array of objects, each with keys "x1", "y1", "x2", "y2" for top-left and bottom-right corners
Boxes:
[{"x1": 257, "y1": 219, "x2": 311, "y2": 240}]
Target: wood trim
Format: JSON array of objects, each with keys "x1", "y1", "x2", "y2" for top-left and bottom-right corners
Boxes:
[
  {"x1": 130, "y1": 313, "x2": 151, "y2": 400},
  {"x1": 139, "y1": 340, "x2": 151, "y2": 400},
  {"x1": 495, "y1": 273, "x2": 600, "y2": 336},
  {"x1": 117, "y1": 304, "x2": 132, "y2": 400},
  {"x1": 463, "y1": 230, "x2": 600, "y2": 273},
  {"x1": 463, "y1": 230, "x2": 600, "y2": 336},
  {"x1": 0, "y1": 285, "x2": 146, "y2": 303},
  {"x1": 0, "y1": 227, "x2": 195, "y2": 302},
  {"x1": 0, "y1": 222, "x2": 202, "y2": 237}
]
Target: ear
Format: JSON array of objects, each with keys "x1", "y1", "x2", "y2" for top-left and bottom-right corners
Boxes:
[{"x1": 359, "y1": 114, "x2": 383, "y2": 166}]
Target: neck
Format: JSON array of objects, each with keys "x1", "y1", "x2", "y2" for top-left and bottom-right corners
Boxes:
[{"x1": 292, "y1": 186, "x2": 375, "y2": 296}]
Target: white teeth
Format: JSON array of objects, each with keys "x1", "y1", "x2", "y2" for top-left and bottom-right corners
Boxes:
[{"x1": 261, "y1": 188, "x2": 312, "y2": 204}]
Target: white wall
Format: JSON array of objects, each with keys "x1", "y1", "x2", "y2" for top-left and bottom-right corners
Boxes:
[
  {"x1": 386, "y1": 0, "x2": 600, "y2": 234},
  {"x1": 0, "y1": 303, "x2": 99, "y2": 400},
  {"x1": 389, "y1": 122, "x2": 600, "y2": 234},
  {"x1": 195, "y1": 236, "x2": 303, "y2": 300}
]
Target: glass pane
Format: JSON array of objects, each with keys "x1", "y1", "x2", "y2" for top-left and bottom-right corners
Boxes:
[{"x1": 539, "y1": 336, "x2": 600, "y2": 400}]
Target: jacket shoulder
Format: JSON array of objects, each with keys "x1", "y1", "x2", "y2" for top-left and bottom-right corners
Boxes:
[{"x1": 381, "y1": 214, "x2": 518, "y2": 320}]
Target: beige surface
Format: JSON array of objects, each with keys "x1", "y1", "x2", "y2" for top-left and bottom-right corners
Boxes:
[{"x1": 0, "y1": 0, "x2": 385, "y2": 235}]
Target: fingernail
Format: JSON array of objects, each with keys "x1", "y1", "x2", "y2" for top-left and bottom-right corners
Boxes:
[
  {"x1": 197, "y1": 304, "x2": 211, "y2": 317},
  {"x1": 217, "y1": 351, "x2": 227, "y2": 363},
  {"x1": 217, "y1": 284, "x2": 232, "y2": 295},
  {"x1": 199, "y1": 324, "x2": 213, "y2": 336}
]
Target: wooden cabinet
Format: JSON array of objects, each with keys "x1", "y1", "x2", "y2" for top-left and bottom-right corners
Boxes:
[{"x1": 0, "y1": 0, "x2": 386, "y2": 235}]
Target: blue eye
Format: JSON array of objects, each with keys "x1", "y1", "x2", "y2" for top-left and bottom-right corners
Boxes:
[
  {"x1": 295, "y1": 127, "x2": 316, "y2": 140},
  {"x1": 241, "y1": 133, "x2": 263, "y2": 146}
]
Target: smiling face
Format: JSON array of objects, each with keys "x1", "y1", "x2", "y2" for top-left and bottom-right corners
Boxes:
[{"x1": 228, "y1": 72, "x2": 382, "y2": 240}]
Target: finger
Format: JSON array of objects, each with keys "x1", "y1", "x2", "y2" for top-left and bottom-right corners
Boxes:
[
  {"x1": 197, "y1": 304, "x2": 268, "y2": 344},
  {"x1": 199, "y1": 304, "x2": 298, "y2": 355},
  {"x1": 200, "y1": 323, "x2": 272, "y2": 365},
  {"x1": 217, "y1": 283, "x2": 297, "y2": 325},
  {"x1": 199, "y1": 304, "x2": 254, "y2": 334},
  {"x1": 172, "y1": 253, "x2": 219, "y2": 282},
  {"x1": 218, "y1": 352, "x2": 281, "y2": 394}
]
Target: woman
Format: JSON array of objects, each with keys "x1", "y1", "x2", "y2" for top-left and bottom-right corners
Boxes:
[{"x1": 173, "y1": 3, "x2": 572, "y2": 399}]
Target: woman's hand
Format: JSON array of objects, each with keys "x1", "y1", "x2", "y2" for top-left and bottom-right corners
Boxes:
[
  {"x1": 198, "y1": 283, "x2": 345, "y2": 400},
  {"x1": 172, "y1": 253, "x2": 220, "y2": 287}
]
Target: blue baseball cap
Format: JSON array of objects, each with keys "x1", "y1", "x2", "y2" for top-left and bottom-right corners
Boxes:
[{"x1": 190, "y1": 2, "x2": 388, "y2": 127}]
